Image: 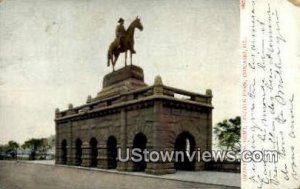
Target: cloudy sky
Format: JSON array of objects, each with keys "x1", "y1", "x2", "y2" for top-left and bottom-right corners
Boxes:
[{"x1": 0, "y1": 0, "x2": 239, "y2": 144}]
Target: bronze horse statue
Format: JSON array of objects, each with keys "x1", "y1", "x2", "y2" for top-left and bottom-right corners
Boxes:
[{"x1": 107, "y1": 17, "x2": 143, "y2": 71}]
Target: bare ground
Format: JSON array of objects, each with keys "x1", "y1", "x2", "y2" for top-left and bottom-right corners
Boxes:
[{"x1": 0, "y1": 161, "x2": 240, "y2": 189}]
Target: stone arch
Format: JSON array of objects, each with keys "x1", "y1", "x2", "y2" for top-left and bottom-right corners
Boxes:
[
  {"x1": 107, "y1": 136, "x2": 117, "y2": 169},
  {"x1": 174, "y1": 131, "x2": 196, "y2": 170},
  {"x1": 89, "y1": 137, "x2": 98, "y2": 167},
  {"x1": 61, "y1": 139, "x2": 67, "y2": 164},
  {"x1": 75, "y1": 138, "x2": 82, "y2": 166},
  {"x1": 132, "y1": 132, "x2": 147, "y2": 171}
]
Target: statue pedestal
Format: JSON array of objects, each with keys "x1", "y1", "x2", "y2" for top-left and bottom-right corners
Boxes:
[{"x1": 95, "y1": 65, "x2": 147, "y2": 100}]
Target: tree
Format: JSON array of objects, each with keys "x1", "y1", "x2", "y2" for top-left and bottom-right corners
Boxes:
[
  {"x1": 6, "y1": 140, "x2": 19, "y2": 159},
  {"x1": 0, "y1": 141, "x2": 19, "y2": 159},
  {"x1": 214, "y1": 116, "x2": 241, "y2": 153},
  {"x1": 47, "y1": 135, "x2": 55, "y2": 150},
  {"x1": 22, "y1": 138, "x2": 50, "y2": 160},
  {"x1": 0, "y1": 144, "x2": 6, "y2": 159}
]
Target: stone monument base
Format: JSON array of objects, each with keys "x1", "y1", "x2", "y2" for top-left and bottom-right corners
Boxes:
[
  {"x1": 95, "y1": 65, "x2": 147, "y2": 100},
  {"x1": 55, "y1": 65, "x2": 213, "y2": 175}
]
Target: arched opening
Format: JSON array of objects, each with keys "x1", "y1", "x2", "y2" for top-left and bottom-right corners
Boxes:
[
  {"x1": 61, "y1": 139, "x2": 67, "y2": 164},
  {"x1": 132, "y1": 133, "x2": 147, "y2": 171},
  {"x1": 107, "y1": 136, "x2": 117, "y2": 169},
  {"x1": 174, "y1": 131, "x2": 196, "y2": 170},
  {"x1": 90, "y1": 137, "x2": 98, "y2": 167},
  {"x1": 75, "y1": 139, "x2": 82, "y2": 166}
]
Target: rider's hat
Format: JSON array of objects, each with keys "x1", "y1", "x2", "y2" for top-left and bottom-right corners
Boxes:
[{"x1": 118, "y1": 18, "x2": 124, "y2": 23}]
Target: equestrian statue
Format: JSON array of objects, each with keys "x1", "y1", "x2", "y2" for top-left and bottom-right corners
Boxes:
[{"x1": 107, "y1": 17, "x2": 143, "y2": 71}]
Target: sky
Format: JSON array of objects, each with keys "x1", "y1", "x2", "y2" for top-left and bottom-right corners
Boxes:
[{"x1": 0, "y1": 0, "x2": 240, "y2": 144}]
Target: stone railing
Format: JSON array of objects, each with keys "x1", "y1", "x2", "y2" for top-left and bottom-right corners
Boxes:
[
  {"x1": 55, "y1": 76, "x2": 212, "y2": 120},
  {"x1": 162, "y1": 86, "x2": 212, "y2": 104}
]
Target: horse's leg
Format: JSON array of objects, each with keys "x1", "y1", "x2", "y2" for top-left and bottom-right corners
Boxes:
[
  {"x1": 115, "y1": 53, "x2": 120, "y2": 63},
  {"x1": 130, "y1": 51, "x2": 132, "y2": 66},
  {"x1": 125, "y1": 50, "x2": 127, "y2": 66},
  {"x1": 111, "y1": 55, "x2": 114, "y2": 68},
  {"x1": 114, "y1": 54, "x2": 119, "y2": 70}
]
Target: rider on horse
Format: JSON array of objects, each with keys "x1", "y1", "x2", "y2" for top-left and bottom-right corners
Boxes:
[
  {"x1": 115, "y1": 18, "x2": 136, "y2": 54},
  {"x1": 108, "y1": 17, "x2": 142, "y2": 70}
]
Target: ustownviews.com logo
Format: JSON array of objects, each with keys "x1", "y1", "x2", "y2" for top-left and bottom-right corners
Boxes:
[{"x1": 117, "y1": 148, "x2": 278, "y2": 163}]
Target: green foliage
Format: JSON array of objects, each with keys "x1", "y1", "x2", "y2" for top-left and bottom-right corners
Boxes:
[
  {"x1": 0, "y1": 135, "x2": 55, "y2": 160},
  {"x1": 0, "y1": 140, "x2": 19, "y2": 159},
  {"x1": 0, "y1": 145, "x2": 6, "y2": 159},
  {"x1": 22, "y1": 138, "x2": 52, "y2": 160},
  {"x1": 214, "y1": 116, "x2": 241, "y2": 152}
]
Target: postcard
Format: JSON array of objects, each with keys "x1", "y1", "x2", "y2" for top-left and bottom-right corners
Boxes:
[{"x1": 1, "y1": 0, "x2": 298, "y2": 188}]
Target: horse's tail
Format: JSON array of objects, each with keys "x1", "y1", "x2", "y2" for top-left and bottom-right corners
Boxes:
[{"x1": 107, "y1": 49, "x2": 111, "y2": 67}]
